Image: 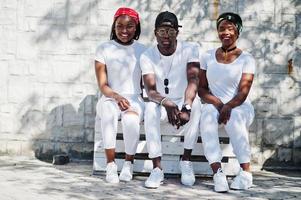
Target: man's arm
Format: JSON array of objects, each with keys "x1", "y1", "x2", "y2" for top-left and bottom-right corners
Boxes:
[
  {"x1": 178, "y1": 62, "x2": 200, "y2": 126},
  {"x1": 184, "y1": 62, "x2": 200, "y2": 106},
  {"x1": 142, "y1": 73, "x2": 164, "y2": 104},
  {"x1": 143, "y1": 73, "x2": 180, "y2": 126}
]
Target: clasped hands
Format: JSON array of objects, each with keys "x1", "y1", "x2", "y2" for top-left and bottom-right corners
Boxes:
[
  {"x1": 163, "y1": 100, "x2": 190, "y2": 129},
  {"x1": 217, "y1": 103, "x2": 232, "y2": 125}
]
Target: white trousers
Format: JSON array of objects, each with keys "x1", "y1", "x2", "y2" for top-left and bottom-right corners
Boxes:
[
  {"x1": 200, "y1": 103, "x2": 254, "y2": 164},
  {"x1": 144, "y1": 96, "x2": 202, "y2": 158},
  {"x1": 95, "y1": 95, "x2": 144, "y2": 155}
]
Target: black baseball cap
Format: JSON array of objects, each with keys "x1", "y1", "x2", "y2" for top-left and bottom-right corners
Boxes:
[{"x1": 155, "y1": 11, "x2": 182, "y2": 29}]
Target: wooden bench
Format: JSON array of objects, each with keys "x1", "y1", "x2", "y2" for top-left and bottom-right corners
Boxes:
[{"x1": 93, "y1": 114, "x2": 240, "y2": 176}]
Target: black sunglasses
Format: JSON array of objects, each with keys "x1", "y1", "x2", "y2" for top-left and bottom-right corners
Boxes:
[
  {"x1": 164, "y1": 78, "x2": 169, "y2": 94},
  {"x1": 156, "y1": 28, "x2": 177, "y2": 37}
]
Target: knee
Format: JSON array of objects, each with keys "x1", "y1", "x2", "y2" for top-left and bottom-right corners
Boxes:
[
  {"x1": 122, "y1": 112, "x2": 140, "y2": 125},
  {"x1": 124, "y1": 110, "x2": 139, "y2": 116}
]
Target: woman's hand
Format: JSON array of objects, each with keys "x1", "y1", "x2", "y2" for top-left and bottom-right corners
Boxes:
[
  {"x1": 114, "y1": 94, "x2": 130, "y2": 111},
  {"x1": 218, "y1": 104, "x2": 232, "y2": 124}
]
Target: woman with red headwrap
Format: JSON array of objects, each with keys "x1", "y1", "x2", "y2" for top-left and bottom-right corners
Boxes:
[{"x1": 95, "y1": 7, "x2": 146, "y2": 183}]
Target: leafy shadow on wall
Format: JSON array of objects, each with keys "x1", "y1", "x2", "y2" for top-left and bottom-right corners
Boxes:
[{"x1": 29, "y1": 0, "x2": 301, "y2": 168}]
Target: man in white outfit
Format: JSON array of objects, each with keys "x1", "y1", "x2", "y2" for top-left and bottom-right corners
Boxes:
[{"x1": 140, "y1": 11, "x2": 201, "y2": 188}]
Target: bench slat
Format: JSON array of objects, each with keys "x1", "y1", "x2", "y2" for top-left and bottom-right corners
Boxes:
[
  {"x1": 94, "y1": 140, "x2": 235, "y2": 157},
  {"x1": 116, "y1": 123, "x2": 229, "y2": 137}
]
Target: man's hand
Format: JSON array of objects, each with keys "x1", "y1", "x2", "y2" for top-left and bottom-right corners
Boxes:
[
  {"x1": 218, "y1": 104, "x2": 232, "y2": 124},
  {"x1": 162, "y1": 99, "x2": 180, "y2": 127},
  {"x1": 177, "y1": 104, "x2": 191, "y2": 127}
]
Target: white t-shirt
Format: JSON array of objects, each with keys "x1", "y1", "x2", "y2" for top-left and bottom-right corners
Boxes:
[
  {"x1": 140, "y1": 41, "x2": 199, "y2": 99},
  {"x1": 95, "y1": 40, "x2": 146, "y2": 95},
  {"x1": 200, "y1": 48, "x2": 256, "y2": 104}
]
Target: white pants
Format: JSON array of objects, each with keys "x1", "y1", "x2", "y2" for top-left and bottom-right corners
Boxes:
[
  {"x1": 95, "y1": 94, "x2": 144, "y2": 155},
  {"x1": 144, "y1": 96, "x2": 202, "y2": 158},
  {"x1": 200, "y1": 103, "x2": 254, "y2": 164}
]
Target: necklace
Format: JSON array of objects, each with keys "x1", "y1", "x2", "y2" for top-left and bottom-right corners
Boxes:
[
  {"x1": 221, "y1": 46, "x2": 236, "y2": 59},
  {"x1": 159, "y1": 51, "x2": 175, "y2": 94}
]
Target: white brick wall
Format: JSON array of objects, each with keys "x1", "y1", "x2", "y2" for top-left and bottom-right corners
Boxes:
[{"x1": 0, "y1": 0, "x2": 300, "y2": 166}]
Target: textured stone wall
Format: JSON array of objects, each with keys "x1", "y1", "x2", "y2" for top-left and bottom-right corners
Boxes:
[{"x1": 0, "y1": 0, "x2": 300, "y2": 166}]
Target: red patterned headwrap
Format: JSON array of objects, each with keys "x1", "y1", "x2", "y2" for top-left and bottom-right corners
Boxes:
[{"x1": 114, "y1": 7, "x2": 140, "y2": 24}]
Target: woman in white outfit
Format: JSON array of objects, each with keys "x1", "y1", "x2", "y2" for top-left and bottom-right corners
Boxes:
[
  {"x1": 94, "y1": 7, "x2": 146, "y2": 183},
  {"x1": 198, "y1": 12, "x2": 255, "y2": 192}
]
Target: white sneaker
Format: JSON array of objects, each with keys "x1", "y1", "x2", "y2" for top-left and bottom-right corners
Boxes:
[
  {"x1": 119, "y1": 161, "x2": 133, "y2": 182},
  {"x1": 213, "y1": 168, "x2": 229, "y2": 192},
  {"x1": 230, "y1": 168, "x2": 253, "y2": 190},
  {"x1": 179, "y1": 160, "x2": 195, "y2": 186},
  {"x1": 105, "y1": 162, "x2": 119, "y2": 183},
  {"x1": 145, "y1": 167, "x2": 164, "y2": 188}
]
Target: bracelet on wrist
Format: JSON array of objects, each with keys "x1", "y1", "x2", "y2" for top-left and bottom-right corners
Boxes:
[{"x1": 160, "y1": 97, "x2": 168, "y2": 106}]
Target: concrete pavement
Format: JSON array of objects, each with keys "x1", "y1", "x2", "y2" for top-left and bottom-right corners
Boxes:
[{"x1": 0, "y1": 156, "x2": 300, "y2": 200}]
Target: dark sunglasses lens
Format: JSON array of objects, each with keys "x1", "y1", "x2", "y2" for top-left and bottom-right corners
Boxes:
[
  {"x1": 164, "y1": 78, "x2": 169, "y2": 86},
  {"x1": 165, "y1": 87, "x2": 169, "y2": 94},
  {"x1": 157, "y1": 30, "x2": 166, "y2": 37},
  {"x1": 169, "y1": 30, "x2": 177, "y2": 36}
]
